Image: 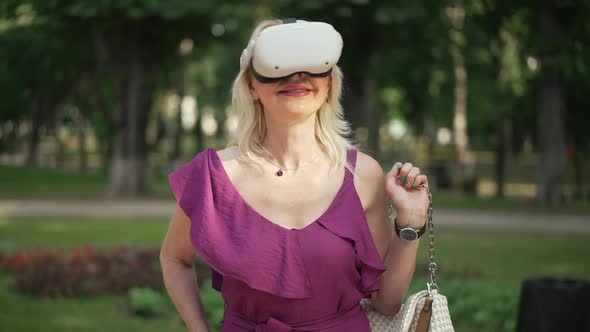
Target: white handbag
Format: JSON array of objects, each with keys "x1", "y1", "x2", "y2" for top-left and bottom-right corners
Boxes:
[{"x1": 360, "y1": 186, "x2": 455, "y2": 332}]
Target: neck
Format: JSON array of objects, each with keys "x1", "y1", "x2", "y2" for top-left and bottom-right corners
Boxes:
[{"x1": 261, "y1": 116, "x2": 322, "y2": 168}]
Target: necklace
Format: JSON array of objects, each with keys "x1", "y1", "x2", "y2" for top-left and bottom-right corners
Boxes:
[{"x1": 261, "y1": 148, "x2": 321, "y2": 177}]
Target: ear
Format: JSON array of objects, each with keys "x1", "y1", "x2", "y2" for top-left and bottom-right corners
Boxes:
[
  {"x1": 249, "y1": 83, "x2": 260, "y2": 101},
  {"x1": 246, "y1": 73, "x2": 260, "y2": 101}
]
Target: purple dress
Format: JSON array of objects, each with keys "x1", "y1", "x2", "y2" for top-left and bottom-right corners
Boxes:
[{"x1": 168, "y1": 148, "x2": 387, "y2": 331}]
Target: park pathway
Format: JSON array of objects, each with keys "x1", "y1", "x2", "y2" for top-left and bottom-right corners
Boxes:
[{"x1": 0, "y1": 199, "x2": 588, "y2": 234}]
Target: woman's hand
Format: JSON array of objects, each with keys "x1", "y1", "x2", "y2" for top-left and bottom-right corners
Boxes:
[{"x1": 385, "y1": 162, "x2": 430, "y2": 228}]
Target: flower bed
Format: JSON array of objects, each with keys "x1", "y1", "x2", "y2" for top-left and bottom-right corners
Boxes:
[{"x1": 0, "y1": 245, "x2": 209, "y2": 297}]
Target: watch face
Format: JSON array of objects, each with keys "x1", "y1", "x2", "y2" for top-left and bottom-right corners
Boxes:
[{"x1": 400, "y1": 228, "x2": 419, "y2": 241}]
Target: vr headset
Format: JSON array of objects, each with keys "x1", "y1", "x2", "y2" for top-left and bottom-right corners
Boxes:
[{"x1": 240, "y1": 19, "x2": 343, "y2": 83}]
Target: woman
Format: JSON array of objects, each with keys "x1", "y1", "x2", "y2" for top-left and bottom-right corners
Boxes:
[{"x1": 160, "y1": 19, "x2": 429, "y2": 332}]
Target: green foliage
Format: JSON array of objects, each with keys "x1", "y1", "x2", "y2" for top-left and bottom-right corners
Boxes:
[
  {"x1": 0, "y1": 164, "x2": 108, "y2": 199},
  {"x1": 6, "y1": 0, "x2": 216, "y2": 19},
  {"x1": 407, "y1": 277, "x2": 518, "y2": 332},
  {"x1": 199, "y1": 279, "x2": 225, "y2": 331},
  {"x1": 446, "y1": 279, "x2": 518, "y2": 332},
  {"x1": 0, "y1": 0, "x2": 589, "y2": 200},
  {"x1": 128, "y1": 287, "x2": 165, "y2": 317},
  {"x1": 0, "y1": 214, "x2": 588, "y2": 331},
  {"x1": 0, "y1": 275, "x2": 186, "y2": 332}
]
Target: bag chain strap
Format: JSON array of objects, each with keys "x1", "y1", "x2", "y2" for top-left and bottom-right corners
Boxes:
[
  {"x1": 389, "y1": 184, "x2": 437, "y2": 297},
  {"x1": 423, "y1": 184, "x2": 438, "y2": 297}
]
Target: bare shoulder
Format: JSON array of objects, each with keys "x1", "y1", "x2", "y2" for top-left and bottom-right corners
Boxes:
[
  {"x1": 353, "y1": 150, "x2": 386, "y2": 211},
  {"x1": 215, "y1": 145, "x2": 250, "y2": 178},
  {"x1": 355, "y1": 151, "x2": 385, "y2": 180},
  {"x1": 215, "y1": 145, "x2": 239, "y2": 162}
]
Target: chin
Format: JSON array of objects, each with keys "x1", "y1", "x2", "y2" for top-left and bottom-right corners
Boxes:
[{"x1": 280, "y1": 100, "x2": 324, "y2": 115}]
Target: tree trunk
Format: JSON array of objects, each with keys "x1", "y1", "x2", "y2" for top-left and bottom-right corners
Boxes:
[
  {"x1": 535, "y1": 8, "x2": 566, "y2": 206},
  {"x1": 451, "y1": 56, "x2": 468, "y2": 164},
  {"x1": 26, "y1": 96, "x2": 42, "y2": 166},
  {"x1": 27, "y1": 94, "x2": 61, "y2": 167},
  {"x1": 171, "y1": 101, "x2": 183, "y2": 161},
  {"x1": 572, "y1": 148, "x2": 583, "y2": 201},
  {"x1": 26, "y1": 76, "x2": 73, "y2": 167},
  {"x1": 446, "y1": 2, "x2": 477, "y2": 193},
  {"x1": 106, "y1": 27, "x2": 155, "y2": 197},
  {"x1": 341, "y1": 1, "x2": 377, "y2": 142},
  {"x1": 364, "y1": 77, "x2": 380, "y2": 156},
  {"x1": 171, "y1": 59, "x2": 187, "y2": 162},
  {"x1": 447, "y1": 4, "x2": 474, "y2": 188},
  {"x1": 77, "y1": 111, "x2": 88, "y2": 171},
  {"x1": 195, "y1": 111, "x2": 204, "y2": 153},
  {"x1": 423, "y1": 115, "x2": 436, "y2": 158},
  {"x1": 449, "y1": 25, "x2": 469, "y2": 162},
  {"x1": 54, "y1": 120, "x2": 66, "y2": 168},
  {"x1": 495, "y1": 117, "x2": 511, "y2": 198},
  {"x1": 149, "y1": 111, "x2": 166, "y2": 153},
  {"x1": 536, "y1": 75, "x2": 566, "y2": 206},
  {"x1": 341, "y1": 77, "x2": 365, "y2": 134},
  {"x1": 74, "y1": 89, "x2": 100, "y2": 171}
]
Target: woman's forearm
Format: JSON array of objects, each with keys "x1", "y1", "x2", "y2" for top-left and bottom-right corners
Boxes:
[
  {"x1": 161, "y1": 255, "x2": 211, "y2": 332},
  {"x1": 372, "y1": 232, "x2": 420, "y2": 316}
]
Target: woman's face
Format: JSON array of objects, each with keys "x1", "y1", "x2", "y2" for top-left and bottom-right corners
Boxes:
[{"x1": 249, "y1": 72, "x2": 330, "y2": 121}]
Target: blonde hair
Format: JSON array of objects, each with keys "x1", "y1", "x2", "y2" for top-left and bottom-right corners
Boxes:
[{"x1": 229, "y1": 19, "x2": 355, "y2": 170}]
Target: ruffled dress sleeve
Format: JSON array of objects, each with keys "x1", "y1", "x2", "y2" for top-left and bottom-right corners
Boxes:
[
  {"x1": 318, "y1": 210, "x2": 387, "y2": 296},
  {"x1": 316, "y1": 149, "x2": 387, "y2": 297},
  {"x1": 168, "y1": 148, "x2": 313, "y2": 299}
]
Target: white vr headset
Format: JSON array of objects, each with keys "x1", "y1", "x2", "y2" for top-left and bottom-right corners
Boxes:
[{"x1": 240, "y1": 19, "x2": 343, "y2": 83}]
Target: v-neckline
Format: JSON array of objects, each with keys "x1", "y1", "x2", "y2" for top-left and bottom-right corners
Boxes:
[{"x1": 210, "y1": 148, "x2": 349, "y2": 231}]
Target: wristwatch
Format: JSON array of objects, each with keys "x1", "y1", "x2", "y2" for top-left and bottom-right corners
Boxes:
[{"x1": 394, "y1": 218, "x2": 426, "y2": 241}]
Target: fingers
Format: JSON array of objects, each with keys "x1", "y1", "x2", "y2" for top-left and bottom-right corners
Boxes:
[
  {"x1": 388, "y1": 162, "x2": 428, "y2": 189},
  {"x1": 388, "y1": 162, "x2": 403, "y2": 178},
  {"x1": 405, "y1": 166, "x2": 420, "y2": 189},
  {"x1": 415, "y1": 174, "x2": 428, "y2": 187},
  {"x1": 398, "y1": 162, "x2": 413, "y2": 187}
]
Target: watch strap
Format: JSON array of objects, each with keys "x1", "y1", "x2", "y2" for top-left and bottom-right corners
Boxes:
[{"x1": 394, "y1": 217, "x2": 427, "y2": 239}]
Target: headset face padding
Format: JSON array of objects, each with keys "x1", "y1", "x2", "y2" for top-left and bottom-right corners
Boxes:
[
  {"x1": 251, "y1": 68, "x2": 333, "y2": 84},
  {"x1": 240, "y1": 21, "x2": 343, "y2": 82}
]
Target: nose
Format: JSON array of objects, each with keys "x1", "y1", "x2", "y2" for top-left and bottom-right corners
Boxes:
[{"x1": 295, "y1": 72, "x2": 306, "y2": 79}]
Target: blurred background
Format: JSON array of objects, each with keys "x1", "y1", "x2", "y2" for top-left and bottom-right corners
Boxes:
[{"x1": 0, "y1": 0, "x2": 588, "y2": 331}]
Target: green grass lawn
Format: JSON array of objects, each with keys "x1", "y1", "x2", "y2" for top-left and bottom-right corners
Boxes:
[
  {"x1": 0, "y1": 275, "x2": 186, "y2": 332},
  {"x1": 0, "y1": 165, "x2": 170, "y2": 200},
  {"x1": 434, "y1": 190, "x2": 590, "y2": 215},
  {"x1": 1, "y1": 216, "x2": 588, "y2": 286},
  {"x1": 0, "y1": 216, "x2": 169, "y2": 251},
  {"x1": 2, "y1": 163, "x2": 589, "y2": 215},
  {"x1": 0, "y1": 216, "x2": 588, "y2": 331},
  {"x1": 0, "y1": 165, "x2": 107, "y2": 199},
  {"x1": 418, "y1": 228, "x2": 590, "y2": 287}
]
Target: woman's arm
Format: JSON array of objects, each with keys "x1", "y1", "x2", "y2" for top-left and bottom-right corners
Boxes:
[
  {"x1": 160, "y1": 205, "x2": 211, "y2": 332},
  {"x1": 355, "y1": 152, "x2": 425, "y2": 316}
]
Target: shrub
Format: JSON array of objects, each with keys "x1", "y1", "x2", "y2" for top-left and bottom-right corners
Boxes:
[
  {"x1": 129, "y1": 287, "x2": 166, "y2": 317},
  {"x1": 408, "y1": 276, "x2": 518, "y2": 332},
  {"x1": 198, "y1": 279, "x2": 225, "y2": 331},
  {"x1": 1, "y1": 245, "x2": 213, "y2": 298},
  {"x1": 1, "y1": 245, "x2": 163, "y2": 297}
]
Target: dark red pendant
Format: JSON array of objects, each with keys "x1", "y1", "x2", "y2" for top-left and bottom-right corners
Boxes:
[{"x1": 276, "y1": 169, "x2": 284, "y2": 176}]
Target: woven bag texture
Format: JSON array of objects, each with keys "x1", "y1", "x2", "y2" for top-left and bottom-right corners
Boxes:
[{"x1": 360, "y1": 290, "x2": 454, "y2": 332}]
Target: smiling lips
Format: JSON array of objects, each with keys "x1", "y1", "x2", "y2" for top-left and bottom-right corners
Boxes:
[{"x1": 278, "y1": 85, "x2": 312, "y2": 97}]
